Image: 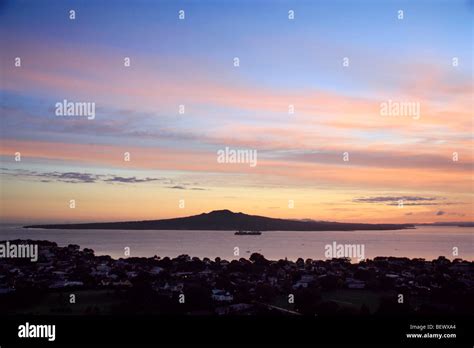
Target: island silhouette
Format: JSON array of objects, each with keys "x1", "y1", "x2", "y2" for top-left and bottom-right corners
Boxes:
[{"x1": 25, "y1": 209, "x2": 413, "y2": 231}]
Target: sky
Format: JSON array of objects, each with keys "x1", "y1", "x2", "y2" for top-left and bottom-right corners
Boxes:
[{"x1": 0, "y1": 0, "x2": 473, "y2": 224}]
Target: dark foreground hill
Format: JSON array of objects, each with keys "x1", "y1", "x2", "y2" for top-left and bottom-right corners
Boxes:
[{"x1": 25, "y1": 209, "x2": 414, "y2": 231}]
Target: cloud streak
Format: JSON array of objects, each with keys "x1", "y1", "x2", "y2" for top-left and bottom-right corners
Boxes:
[
  {"x1": 354, "y1": 196, "x2": 438, "y2": 203},
  {"x1": 353, "y1": 196, "x2": 445, "y2": 206},
  {"x1": 0, "y1": 169, "x2": 165, "y2": 185}
]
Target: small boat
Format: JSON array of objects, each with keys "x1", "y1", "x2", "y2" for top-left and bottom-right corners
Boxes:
[{"x1": 235, "y1": 230, "x2": 262, "y2": 235}]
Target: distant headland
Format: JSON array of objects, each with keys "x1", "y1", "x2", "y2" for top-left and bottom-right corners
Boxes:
[{"x1": 24, "y1": 209, "x2": 414, "y2": 231}]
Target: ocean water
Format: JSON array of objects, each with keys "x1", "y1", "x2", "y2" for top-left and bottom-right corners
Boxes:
[{"x1": 0, "y1": 225, "x2": 472, "y2": 261}]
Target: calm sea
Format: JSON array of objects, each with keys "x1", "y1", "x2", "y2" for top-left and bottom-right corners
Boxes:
[{"x1": 0, "y1": 225, "x2": 472, "y2": 261}]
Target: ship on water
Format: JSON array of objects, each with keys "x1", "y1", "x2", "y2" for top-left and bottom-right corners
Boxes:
[{"x1": 234, "y1": 230, "x2": 262, "y2": 235}]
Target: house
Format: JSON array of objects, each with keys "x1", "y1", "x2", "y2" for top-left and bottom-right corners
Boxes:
[
  {"x1": 149, "y1": 266, "x2": 163, "y2": 275},
  {"x1": 215, "y1": 303, "x2": 253, "y2": 315},
  {"x1": 212, "y1": 289, "x2": 233, "y2": 302},
  {"x1": 346, "y1": 277, "x2": 365, "y2": 289}
]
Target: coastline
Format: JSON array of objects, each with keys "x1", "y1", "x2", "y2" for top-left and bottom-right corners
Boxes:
[{"x1": 1, "y1": 239, "x2": 472, "y2": 316}]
